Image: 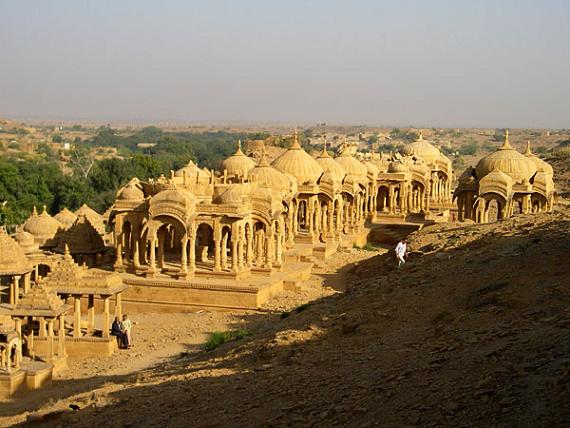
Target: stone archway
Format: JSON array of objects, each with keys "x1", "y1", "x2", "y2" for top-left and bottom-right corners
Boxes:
[
  {"x1": 377, "y1": 186, "x2": 389, "y2": 212},
  {"x1": 196, "y1": 223, "x2": 214, "y2": 268}
]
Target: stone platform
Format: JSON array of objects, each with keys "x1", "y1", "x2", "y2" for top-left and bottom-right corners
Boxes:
[
  {"x1": 117, "y1": 260, "x2": 314, "y2": 312},
  {"x1": 0, "y1": 356, "x2": 66, "y2": 397}
]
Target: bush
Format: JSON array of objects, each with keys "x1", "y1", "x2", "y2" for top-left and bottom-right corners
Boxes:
[{"x1": 204, "y1": 330, "x2": 250, "y2": 351}]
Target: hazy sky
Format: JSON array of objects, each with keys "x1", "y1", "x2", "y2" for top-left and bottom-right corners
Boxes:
[{"x1": 1, "y1": 0, "x2": 569, "y2": 128}]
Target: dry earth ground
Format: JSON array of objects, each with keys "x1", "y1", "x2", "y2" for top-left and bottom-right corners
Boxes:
[{"x1": 1, "y1": 206, "x2": 568, "y2": 427}]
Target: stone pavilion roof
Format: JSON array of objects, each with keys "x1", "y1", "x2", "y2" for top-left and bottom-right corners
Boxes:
[
  {"x1": 40, "y1": 246, "x2": 127, "y2": 296},
  {"x1": 0, "y1": 227, "x2": 33, "y2": 276},
  {"x1": 54, "y1": 214, "x2": 107, "y2": 255},
  {"x1": 10, "y1": 285, "x2": 70, "y2": 318}
]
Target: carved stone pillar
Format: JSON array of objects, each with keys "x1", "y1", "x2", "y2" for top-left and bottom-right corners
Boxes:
[
  {"x1": 115, "y1": 292, "x2": 123, "y2": 319},
  {"x1": 237, "y1": 226, "x2": 245, "y2": 271},
  {"x1": 115, "y1": 238, "x2": 123, "y2": 269},
  {"x1": 102, "y1": 296, "x2": 110, "y2": 339},
  {"x1": 73, "y1": 295, "x2": 82, "y2": 338},
  {"x1": 58, "y1": 314, "x2": 65, "y2": 356},
  {"x1": 213, "y1": 223, "x2": 222, "y2": 272},
  {"x1": 265, "y1": 225, "x2": 274, "y2": 269},
  {"x1": 87, "y1": 294, "x2": 95, "y2": 334},
  {"x1": 27, "y1": 316, "x2": 34, "y2": 357},
  {"x1": 180, "y1": 235, "x2": 188, "y2": 275},
  {"x1": 133, "y1": 238, "x2": 140, "y2": 269},
  {"x1": 188, "y1": 224, "x2": 196, "y2": 274},
  {"x1": 47, "y1": 318, "x2": 54, "y2": 359},
  {"x1": 157, "y1": 232, "x2": 165, "y2": 269},
  {"x1": 246, "y1": 224, "x2": 254, "y2": 268},
  {"x1": 221, "y1": 231, "x2": 228, "y2": 270}
]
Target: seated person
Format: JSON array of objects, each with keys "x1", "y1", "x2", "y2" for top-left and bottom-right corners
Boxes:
[{"x1": 110, "y1": 316, "x2": 126, "y2": 348}]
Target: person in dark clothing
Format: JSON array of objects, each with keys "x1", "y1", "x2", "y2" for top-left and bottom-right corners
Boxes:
[{"x1": 111, "y1": 316, "x2": 126, "y2": 348}]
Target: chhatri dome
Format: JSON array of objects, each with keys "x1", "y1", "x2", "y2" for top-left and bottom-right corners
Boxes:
[
  {"x1": 54, "y1": 207, "x2": 78, "y2": 229},
  {"x1": 12, "y1": 228, "x2": 40, "y2": 255},
  {"x1": 23, "y1": 206, "x2": 62, "y2": 245},
  {"x1": 174, "y1": 160, "x2": 212, "y2": 182},
  {"x1": 475, "y1": 130, "x2": 537, "y2": 183},
  {"x1": 220, "y1": 140, "x2": 257, "y2": 179},
  {"x1": 117, "y1": 178, "x2": 145, "y2": 201},
  {"x1": 271, "y1": 129, "x2": 323, "y2": 185},
  {"x1": 0, "y1": 226, "x2": 33, "y2": 275},
  {"x1": 523, "y1": 141, "x2": 554, "y2": 176},
  {"x1": 334, "y1": 139, "x2": 368, "y2": 180},
  {"x1": 400, "y1": 132, "x2": 442, "y2": 164},
  {"x1": 314, "y1": 138, "x2": 347, "y2": 183},
  {"x1": 249, "y1": 151, "x2": 294, "y2": 193}
]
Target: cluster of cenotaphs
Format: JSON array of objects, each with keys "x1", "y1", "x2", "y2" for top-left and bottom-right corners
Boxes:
[{"x1": 0, "y1": 129, "x2": 556, "y2": 396}]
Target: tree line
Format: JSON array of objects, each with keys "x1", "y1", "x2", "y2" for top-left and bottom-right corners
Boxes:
[{"x1": 0, "y1": 127, "x2": 268, "y2": 230}]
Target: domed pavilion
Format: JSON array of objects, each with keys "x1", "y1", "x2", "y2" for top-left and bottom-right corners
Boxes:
[{"x1": 454, "y1": 130, "x2": 556, "y2": 223}]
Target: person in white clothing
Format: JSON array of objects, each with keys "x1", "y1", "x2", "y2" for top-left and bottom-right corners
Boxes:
[{"x1": 395, "y1": 239, "x2": 407, "y2": 269}]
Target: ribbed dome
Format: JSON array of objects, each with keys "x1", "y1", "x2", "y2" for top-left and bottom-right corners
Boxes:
[
  {"x1": 334, "y1": 154, "x2": 368, "y2": 180},
  {"x1": 480, "y1": 168, "x2": 513, "y2": 187},
  {"x1": 363, "y1": 160, "x2": 380, "y2": 176},
  {"x1": 251, "y1": 187, "x2": 274, "y2": 204},
  {"x1": 117, "y1": 178, "x2": 145, "y2": 201},
  {"x1": 75, "y1": 204, "x2": 105, "y2": 235},
  {"x1": 23, "y1": 206, "x2": 62, "y2": 241},
  {"x1": 523, "y1": 141, "x2": 554, "y2": 176},
  {"x1": 0, "y1": 227, "x2": 33, "y2": 275},
  {"x1": 54, "y1": 208, "x2": 78, "y2": 228},
  {"x1": 271, "y1": 131, "x2": 323, "y2": 185},
  {"x1": 250, "y1": 153, "x2": 293, "y2": 193},
  {"x1": 401, "y1": 133, "x2": 441, "y2": 164},
  {"x1": 151, "y1": 186, "x2": 195, "y2": 207},
  {"x1": 388, "y1": 161, "x2": 410, "y2": 173},
  {"x1": 221, "y1": 141, "x2": 256, "y2": 178},
  {"x1": 369, "y1": 155, "x2": 391, "y2": 173},
  {"x1": 315, "y1": 143, "x2": 346, "y2": 183},
  {"x1": 12, "y1": 229, "x2": 39, "y2": 254},
  {"x1": 214, "y1": 188, "x2": 243, "y2": 205},
  {"x1": 475, "y1": 131, "x2": 537, "y2": 182},
  {"x1": 174, "y1": 160, "x2": 211, "y2": 181}
]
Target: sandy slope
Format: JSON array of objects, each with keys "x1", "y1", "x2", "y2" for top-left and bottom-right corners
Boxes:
[{"x1": 4, "y1": 206, "x2": 568, "y2": 427}]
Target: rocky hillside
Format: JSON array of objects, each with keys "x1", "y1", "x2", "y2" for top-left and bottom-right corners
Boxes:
[{"x1": 18, "y1": 209, "x2": 570, "y2": 427}]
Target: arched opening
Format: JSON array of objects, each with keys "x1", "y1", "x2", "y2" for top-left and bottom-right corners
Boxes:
[
  {"x1": 253, "y1": 221, "x2": 267, "y2": 267},
  {"x1": 152, "y1": 216, "x2": 187, "y2": 275},
  {"x1": 487, "y1": 199, "x2": 500, "y2": 222},
  {"x1": 37, "y1": 264, "x2": 51, "y2": 279},
  {"x1": 512, "y1": 197, "x2": 523, "y2": 216},
  {"x1": 376, "y1": 186, "x2": 389, "y2": 212},
  {"x1": 394, "y1": 187, "x2": 401, "y2": 213},
  {"x1": 531, "y1": 194, "x2": 547, "y2": 213},
  {"x1": 297, "y1": 200, "x2": 308, "y2": 231},
  {"x1": 220, "y1": 225, "x2": 232, "y2": 271},
  {"x1": 196, "y1": 223, "x2": 214, "y2": 268},
  {"x1": 121, "y1": 221, "x2": 132, "y2": 263},
  {"x1": 411, "y1": 183, "x2": 423, "y2": 213},
  {"x1": 484, "y1": 195, "x2": 505, "y2": 223}
]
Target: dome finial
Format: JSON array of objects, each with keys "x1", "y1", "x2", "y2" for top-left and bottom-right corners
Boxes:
[
  {"x1": 524, "y1": 140, "x2": 533, "y2": 156},
  {"x1": 42, "y1": 205, "x2": 48, "y2": 214},
  {"x1": 500, "y1": 129, "x2": 513, "y2": 150},
  {"x1": 236, "y1": 139, "x2": 243, "y2": 155},
  {"x1": 64, "y1": 243, "x2": 71, "y2": 257},
  {"x1": 259, "y1": 145, "x2": 270, "y2": 166},
  {"x1": 291, "y1": 128, "x2": 301, "y2": 149},
  {"x1": 32, "y1": 206, "x2": 38, "y2": 216},
  {"x1": 320, "y1": 135, "x2": 330, "y2": 158},
  {"x1": 418, "y1": 131, "x2": 423, "y2": 140}
]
